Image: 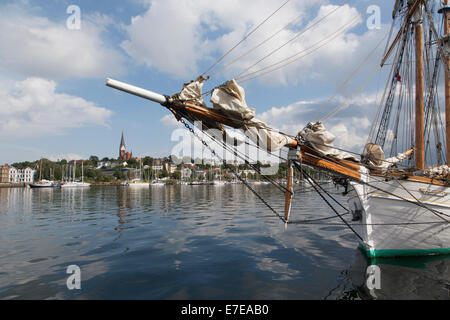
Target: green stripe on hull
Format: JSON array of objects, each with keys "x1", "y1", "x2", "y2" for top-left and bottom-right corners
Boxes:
[{"x1": 359, "y1": 243, "x2": 450, "y2": 259}]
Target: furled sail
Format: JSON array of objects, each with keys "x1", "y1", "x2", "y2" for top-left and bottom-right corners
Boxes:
[
  {"x1": 424, "y1": 165, "x2": 450, "y2": 178},
  {"x1": 172, "y1": 77, "x2": 207, "y2": 107},
  {"x1": 362, "y1": 143, "x2": 413, "y2": 172},
  {"x1": 210, "y1": 79, "x2": 295, "y2": 152},
  {"x1": 172, "y1": 78, "x2": 295, "y2": 152},
  {"x1": 299, "y1": 121, "x2": 358, "y2": 161}
]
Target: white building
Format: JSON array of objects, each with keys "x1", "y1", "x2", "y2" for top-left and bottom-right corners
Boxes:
[
  {"x1": 5, "y1": 167, "x2": 35, "y2": 183},
  {"x1": 152, "y1": 159, "x2": 164, "y2": 172},
  {"x1": 181, "y1": 168, "x2": 192, "y2": 179},
  {"x1": 18, "y1": 168, "x2": 35, "y2": 183},
  {"x1": 8, "y1": 167, "x2": 18, "y2": 183}
]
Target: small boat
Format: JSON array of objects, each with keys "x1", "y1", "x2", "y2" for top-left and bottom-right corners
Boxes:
[
  {"x1": 61, "y1": 181, "x2": 91, "y2": 188},
  {"x1": 123, "y1": 161, "x2": 150, "y2": 187},
  {"x1": 212, "y1": 180, "x2": 227, "y2": 185},
  {"x1": 29, "y1": 179, "x2": 56, "y2": 189},
  {"x1": 124, "y1": 179, "x2": 150, "y2": 187},
  {"x1": 30, "y1": 159, "x2": 57, "y2": 188},
  {"x1": 151, "y1": 181, "x2": 165, "y2": 186}
]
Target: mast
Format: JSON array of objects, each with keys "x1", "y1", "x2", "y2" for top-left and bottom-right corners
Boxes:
[
  {"x1": 39, "y1": 159, "x2": 42, "y2": 182},
  {"x1": 414, "y1": 1, "x2": 425, "y2": 170},
  {"x1": 444, "y1": 0, "x2": 450, "y2": 165}
]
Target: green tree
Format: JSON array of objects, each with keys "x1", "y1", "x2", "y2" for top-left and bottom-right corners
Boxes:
[
  {"x1": 142, "y1": 156, "x2": 153, "y2": 166},
  {"x1": 172, "y1": 171, "x2": 181, "y2": 180},
  {"x1": 89, "y1": 156, "x2": 99, "y2": 166},
  {"x1": 113, "y1": 169, "x2": 125, "y2": 180}
]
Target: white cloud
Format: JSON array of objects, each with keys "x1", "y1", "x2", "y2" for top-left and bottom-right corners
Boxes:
[
  {"x1": 120, "y1": 0, "x2": 387, "y2": 87},
  {"x1": 46, "y1": 153, "x2": 85, "y2": 162},
  {"x1": 0, "y1": 4, "x2": 125, "y2": 79},
  {"x1": 0, "y1": 77, "x2": 113, "y2": 138},
  {"x1": 255, "y1": 92, "x2": 381, "y2": 153},
  {"x1": 160, "y1": 114, "x2": 181, "y2": 127}
]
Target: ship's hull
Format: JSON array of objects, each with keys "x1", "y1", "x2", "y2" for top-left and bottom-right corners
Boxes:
[
  {"x1": 29, "y1": 180, "x2": 56, "y2": 188},
  {"x1": 348, "y1": 176, "x2": 450, "y2": 258},
  {"x1": 61, "y1": 182, "x2": 91, "y2": 188},
  {"x1": 29, "y1": 184, "x2": 56, "y2": 189}
]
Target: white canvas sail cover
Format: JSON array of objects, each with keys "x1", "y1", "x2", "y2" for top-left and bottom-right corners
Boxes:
[
  {"x1": 173, "y1": 77, "x2": 206, "y2": 106},
  {"x1": 300, "y1": 121, "x2": 358, "y2": 161},
  {"x1": 210, "y1": 79, "x2": 295, "y2": 152},
  {"x1": 244, "y1": 119, "x2": 296, "y2": 152},
  {"x1": 363, "y1": 143, "x2": 412, "y2": 171},
  {"x1": 424, "y1": 165, "x2": 450, "y2": 178},
  {"x1": 211, "y1": 79, "x2": 255, "y2": 121}
]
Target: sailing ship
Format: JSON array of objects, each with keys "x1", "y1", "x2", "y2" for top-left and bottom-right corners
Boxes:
[
  {"x1": 29, "y1": 159, "x2": 57, "y2": 188},
  {"x1": 106, "y1": 0, "x2": 449, "y2": 258},
  {"x1": 61, "y1": 160, "x2": 91, "y2": 188}
]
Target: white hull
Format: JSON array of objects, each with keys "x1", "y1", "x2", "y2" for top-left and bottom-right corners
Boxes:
[
  {"x1": 122, "y1": 180, "x2": 150, "y2": 187},
  {"x1": 29, "y1": 180, "x2": 56, "y2": 188},
  {"x1": 61, "y1": 182, "x2": 91, "y2": 188},
  {"x1": 348, "y1": 173, "x2": 450, "y2": 258},
  {"x1": 127, "y1": 183, "x2": 150, "y2": 187}
]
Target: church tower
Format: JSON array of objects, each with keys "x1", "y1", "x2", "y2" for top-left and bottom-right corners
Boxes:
[
  {"x1": 119, "y1": 131, "x2": 133, "y2": 161},
  {"x1": 119, "y1": 131, "x2": 126, "y2": 160}
]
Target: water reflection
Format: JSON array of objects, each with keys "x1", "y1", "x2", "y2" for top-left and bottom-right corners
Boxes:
[
  {"x1": 328, "y1": 248, "x2": 450, "y2": 300},
  {"x1": 0, "y1": 185, "x2": 449, "y2": 299}
]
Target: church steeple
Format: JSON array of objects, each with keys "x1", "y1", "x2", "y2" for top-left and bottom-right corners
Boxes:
[
  {"x1": 119, "y1": 131, "x2": 126, "y2": 159},
  {"x1": 120, "y1": 131, "x2": 126, "y2": 150}
]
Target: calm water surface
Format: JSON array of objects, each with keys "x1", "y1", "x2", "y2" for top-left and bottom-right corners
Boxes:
[{"x1": 0, "y1": 184, "x2": 449, "y2": 300}]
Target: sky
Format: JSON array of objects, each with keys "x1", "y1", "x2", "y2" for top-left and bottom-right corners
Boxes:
[{"x1": 0, "y1": 0, "x2": 404, "y2": 164}]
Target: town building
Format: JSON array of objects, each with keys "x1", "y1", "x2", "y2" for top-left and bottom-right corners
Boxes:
[
  {"x1": 0, "y1": 165, "x2": 35, "y2": 184},
  {"x1": 165, "y1": 163, "x2": 178, "y2": 174},
  {"x1": 152, "y1": 159, "x2": 164, "y2": 172},
  {"x1": 9, "y1": 167, "x2": 18, "y2": 183},
  {"x1": 181, "y1": 167, "x2": 192, "y2": 179},
  {"x1": 18, "y1": 168, "x2": 36, "y2": 183},
  {"x1": 0, "y1": 165, "x2": 10, "y2": 183}
]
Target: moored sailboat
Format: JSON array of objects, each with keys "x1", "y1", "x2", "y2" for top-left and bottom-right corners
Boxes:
[
  {"x1": 61, "y1": 160, "x2": 91, "y2": 188},
  {"x1": 29, "y1": 159, "x2": 57, "y2": 188}
]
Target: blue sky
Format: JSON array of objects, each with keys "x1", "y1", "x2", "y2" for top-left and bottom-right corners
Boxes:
[{"x1": 0, "y1": 0, "x2": 398, "y2": 164}]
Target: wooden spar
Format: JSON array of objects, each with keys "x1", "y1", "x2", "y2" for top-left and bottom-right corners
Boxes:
[
  {"x1": 299, "y1": 145, "x2": 361, "y2": 171},
  {"x1": 284, "y1": 163, "x2": 294, "y2": 221},
  {"x1": 299, "y1": 152, "x2": 361, "y2": 180},
  {"x1": 445, "y1": 0, "x2": 450, "y2": 165},
  {"x1": 414, "y1": 4, "x2": 425, "y2": 170}
]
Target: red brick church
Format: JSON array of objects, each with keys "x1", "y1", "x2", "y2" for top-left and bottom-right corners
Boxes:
[{"x1": 119, "y1": 131, "x2": 133, "y2": 161}]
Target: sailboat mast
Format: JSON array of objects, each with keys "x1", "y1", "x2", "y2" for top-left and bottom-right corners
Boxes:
[
  {"x1": 39, "y1": 159, "x2": 42, "y2": 181},
  {"x1": 444, "y1": 0, "x2": 450, "y2": 165},
  {"x1": 414, "y1": 2, "x2": 425, "y2": 170}
]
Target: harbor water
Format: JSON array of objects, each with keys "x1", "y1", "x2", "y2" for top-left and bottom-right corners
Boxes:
[{"x1": 0, "y1": 184, "x2": 449, "y2": 300}]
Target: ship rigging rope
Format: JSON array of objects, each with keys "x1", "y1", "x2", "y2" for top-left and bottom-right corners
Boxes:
[
  {"x1": 200, "y1": 0, "x2": 292, "y2": 78},
  {"x1": 206, "y1": 4, "x2": 318, "y2": 79},
  {"x1": 233, "y1": 4, "x2": 346, "y2": 79},
  {"x1": 172, "y1": 106, "x2": 449, "y2": 230},
  {"x1": 311, "y1": 34, "x2": 388, "y2": 121},
  {"x1": 236, "y1": 16, "x2": 360, "y2": 82},
  {"x1": 170, "y1": 106, "x2": 291, "y2": 194}
]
